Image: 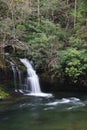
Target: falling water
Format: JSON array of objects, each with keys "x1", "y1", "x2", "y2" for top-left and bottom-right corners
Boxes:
[
  {"x1": 16, "y1": 67, "x2": 23, "y2": 93},
  {"x1": 9, "y1": 61, "x2": 23, "y2": 93},
  {"x1": 20, "y1": 58, "x2": 52, "y2": 97},
  {"x1": 9, "y1": 61, "x2": 18, "y2": 92}
]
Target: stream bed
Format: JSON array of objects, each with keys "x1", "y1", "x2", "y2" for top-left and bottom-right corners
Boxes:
[{"x1": 0, "y1": 92, "x2": 87, "y2": 130}]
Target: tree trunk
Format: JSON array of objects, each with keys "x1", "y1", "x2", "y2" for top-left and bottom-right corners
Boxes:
[
  {"x1": 66, "y1": 0, "x2": 69, "y2": 5},
  {"x1": 37, "y1": 0, "x2": 40, "y2": 26},
  {"x1": 74, "y1": 0, "x2": 77, "y2": 28}
]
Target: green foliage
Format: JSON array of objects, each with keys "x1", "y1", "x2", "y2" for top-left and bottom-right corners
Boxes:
[
  {"x1": 59, "y1": 48, "x2": 87, "y2": 81},
  {"x1": 0, "y1": 0, "x2": 87, "y2": 85},
  {"x1": 0, "y1": 87, "x2": 9, "y2": 99},
  {"x1": 0, "y1": 0, "x2": 8, "y2": 18},
  {"x1": 17, "y1": 0, "x2": 24, "y2": 3}
]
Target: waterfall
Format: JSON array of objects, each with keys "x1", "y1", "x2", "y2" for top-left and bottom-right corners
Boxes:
[
  {"x1": 20, "y1": 58, "x2": 52, "y2": 97},
  {"x1": 9, "y1": 61, "x2": 18, "y2": 92},
  {"x1": 9, "y1": 61, "x2": 23, "y2": 93},
  {"x1": 16, "y1": 67, "x2": 23, "y2": 93},
  {"x1": 20, "y1": 58, "x2": 41, "y2": 93}
]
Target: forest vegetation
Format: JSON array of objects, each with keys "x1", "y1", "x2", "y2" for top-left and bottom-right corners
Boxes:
[{"x1": 0, "y1": 0, "x2": 87, "y2": 95}]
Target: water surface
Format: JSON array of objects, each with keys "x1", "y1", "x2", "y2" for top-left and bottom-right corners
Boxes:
[{"x1": 0, "y1": 92, "x2": 87, "y2": 130}]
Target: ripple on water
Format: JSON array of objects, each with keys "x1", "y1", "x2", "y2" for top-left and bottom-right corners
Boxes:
[{"x1": 45, "y1": 97, "x2": 85, "y2": 111}]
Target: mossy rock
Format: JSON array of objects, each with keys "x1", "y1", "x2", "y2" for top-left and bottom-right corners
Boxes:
[
  {"x1": 0, "y1": 57, "x2": 6, "y2": 69},
  {"x1": 0, "y1": 88, "x2": 9, "y2": 99}
]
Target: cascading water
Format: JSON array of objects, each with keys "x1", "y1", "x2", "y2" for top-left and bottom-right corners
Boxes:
[
  {"x1": 9, "y1": 61, "x2": 18, "y2": 92},
  {"x1": 20, "y1": 58, "x2": 52, "y2": 97},
  {"x1": 16, "y1": 67, "x2": 24, "y2": 93},
  {"x1": 9, "y1": 61, "x2": 23, "y2": 93}
]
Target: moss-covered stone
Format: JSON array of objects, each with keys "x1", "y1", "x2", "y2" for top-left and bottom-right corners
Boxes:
[{"x1": 0, "y1": 87, "x2": 9, "y2": 99}]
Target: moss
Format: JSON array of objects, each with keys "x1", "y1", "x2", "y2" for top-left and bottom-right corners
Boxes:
[
  {"x1": 0, "y1": 88, "x2": 9, "y2": 99},
  {"x1": 0, "y1": 57, "x2": 6, "y2": 69}
]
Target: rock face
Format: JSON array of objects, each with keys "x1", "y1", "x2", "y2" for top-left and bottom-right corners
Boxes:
[{"x1": 39, "y1": 73, "x2": 87, "y2": 92}]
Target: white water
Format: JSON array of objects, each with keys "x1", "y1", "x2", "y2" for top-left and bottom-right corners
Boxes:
[
  {"x1": 9, "y1": 61, "x2": 23, "y2": 93},
  {"x1": 20, "y1": 58, "x2": 52, "y2": 97},
  {"x1": 46, "y1": 97, "x2": 85, "y2": 110},
  {"x1": 10, "y1": 61, "x2": 18, "y2": 92}
]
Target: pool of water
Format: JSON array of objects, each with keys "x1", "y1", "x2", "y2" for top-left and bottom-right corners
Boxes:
[{"x1": 0, "y1": 92, "x2": 87, "y2": 130}]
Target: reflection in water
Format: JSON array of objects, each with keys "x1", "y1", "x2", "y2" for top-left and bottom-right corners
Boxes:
[{"x1": 0, "y1": 94, "x2": 87, "y2": 130}]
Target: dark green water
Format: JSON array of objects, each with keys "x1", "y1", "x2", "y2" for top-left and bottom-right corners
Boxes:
[{"x1": 0, "y1": 92, "x2": 87, "y2": 130}]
